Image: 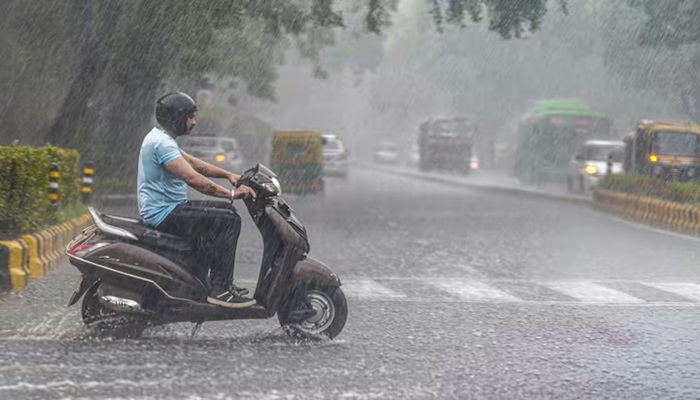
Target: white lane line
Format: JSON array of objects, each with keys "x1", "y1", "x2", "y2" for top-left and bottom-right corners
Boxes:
[
  {"x1": 428, "y1": 279, "x2": 522, "y2": 302},
  {"x1": 544, "y1": 281, "x2": 645, "y2": 303},
  {"x1": 342, "y1": 279, "x2": 406, "y2": 299},
  {"x1": 644, "y1": 282, "x2": 700, "y2": 302}
]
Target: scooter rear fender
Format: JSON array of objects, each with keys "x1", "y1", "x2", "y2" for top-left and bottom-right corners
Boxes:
[{"x1": 67, "y1": 273, "x2": 100, "y2": 306}]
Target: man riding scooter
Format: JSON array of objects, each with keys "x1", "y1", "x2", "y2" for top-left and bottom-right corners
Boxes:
[{"x1": 138, "y1": 92, "x2": 256, "y2": 308}]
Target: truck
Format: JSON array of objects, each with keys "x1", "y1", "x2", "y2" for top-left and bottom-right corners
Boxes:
[{"x1": 418, "y1": 117, "x2": 476, "y2": 175}]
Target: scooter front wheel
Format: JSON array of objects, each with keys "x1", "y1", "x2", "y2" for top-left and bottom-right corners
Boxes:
[{"x1": 278, "y1": 286, "x2": 348, "y2": 339}]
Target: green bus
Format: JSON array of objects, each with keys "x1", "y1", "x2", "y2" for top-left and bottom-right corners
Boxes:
[{"x1": 513, "y1": 100, "x2": 613, "y2": 185}]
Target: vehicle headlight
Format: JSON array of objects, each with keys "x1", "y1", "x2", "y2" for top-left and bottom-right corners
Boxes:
[
  {"x1": 271, "y1": 177, "x2": 282, "y2": 194},
  {"x1": 215, "y1": 153, "x2": 225, "y2": 162},
  {"x1": 585, "y1": 165, "x2": 597, "y2": 175},
  {"x1": 262, "y1": 177, "x2": 282, "y2": 195}
]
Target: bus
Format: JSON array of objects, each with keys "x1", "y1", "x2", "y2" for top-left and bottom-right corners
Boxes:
[{"x1": 513, "y1": 100, "x2": 613, "y2": 185}]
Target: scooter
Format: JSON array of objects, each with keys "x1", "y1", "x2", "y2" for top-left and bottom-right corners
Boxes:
[{"x1": 65, "y1": 164, "x2": 347, "y2": 339}]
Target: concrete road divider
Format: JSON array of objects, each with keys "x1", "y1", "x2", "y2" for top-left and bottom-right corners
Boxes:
[
  {"x1": 0, "y1": 213, "x2": 93, "y2": 293},
  {"x1": 594, "y1": 189, "x2": 700, "y2": 235}
]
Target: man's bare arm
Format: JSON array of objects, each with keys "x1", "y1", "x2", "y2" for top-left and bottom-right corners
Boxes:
[
  {"x1": 164, "y1": 156, "x2": 232, "y2": 198},
  {"x1": 180, "y1": 150, "x2": 237, "y2": 180}
]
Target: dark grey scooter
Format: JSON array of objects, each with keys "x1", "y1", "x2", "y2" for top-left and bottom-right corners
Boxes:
[{"x1": 66, "y1": 164, "x2": 347, "y2": 339}]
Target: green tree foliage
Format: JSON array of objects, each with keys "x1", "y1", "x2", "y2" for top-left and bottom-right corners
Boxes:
[
  {"x1": 0, "y1": 0, "x2": 569, "y2": 191},
  {"x1": 600, "y1": 0, "x2": 700, "y2": 120},
  {"x1": 628, "y1": 0, "x2": 700, "y2": 48}
]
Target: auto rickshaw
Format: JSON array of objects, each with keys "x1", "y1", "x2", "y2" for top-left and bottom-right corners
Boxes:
[
  {"x1": 269, "y1": 130, "x2": 324, "y2": 195},
  {"x1": 623, "y1": 120, "x2": 700, "y2": 182}
]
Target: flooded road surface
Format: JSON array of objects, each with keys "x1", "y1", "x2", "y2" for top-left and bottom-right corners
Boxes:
[{"x1": 3, "y1": 167, "x2": 700, "y2": 399}]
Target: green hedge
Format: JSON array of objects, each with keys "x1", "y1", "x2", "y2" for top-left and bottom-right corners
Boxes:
[
  {"x1": 0, "y1": 144, "x2": 82, "y2": 235},
  {"x1": 598, "y1": 174, "x2": 700, "y2": 205}
]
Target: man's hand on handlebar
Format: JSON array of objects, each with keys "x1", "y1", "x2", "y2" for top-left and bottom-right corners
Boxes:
[
  {"x1": 231, "y1": 185, "x2": 256, "y2": 202},
  {"x1": 227, "y1": 173, "x2": 241, "y2": 187}
]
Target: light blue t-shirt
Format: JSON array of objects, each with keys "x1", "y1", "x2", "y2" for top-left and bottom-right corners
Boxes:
[{"x1": 137, "y1": 127, "x2": 187, "y2": 227}]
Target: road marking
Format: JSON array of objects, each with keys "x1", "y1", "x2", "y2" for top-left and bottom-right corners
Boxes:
[
  {"x1": 176, "y1": 277, "x2": 700, "y2": 306},
  {"x1": 543, "y1": 281, "x2": 645, "y2": 303},
  {"x1": 644, "y1": 282, "x2": 700, "y2": 302},
  {"x1": 342, "y1": 279, "x2": 406, "y2": 299},
  {"x1": 428, "y1": 279, "x2": 522, "y2": 302}
]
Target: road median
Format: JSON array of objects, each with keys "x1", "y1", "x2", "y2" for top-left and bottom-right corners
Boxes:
[
  {"x1": 594, "y1": 189, "x2": 700, "y2": 236},
  {"x1": 0, "y1": 213, "x2": 93, "y2": 293}
]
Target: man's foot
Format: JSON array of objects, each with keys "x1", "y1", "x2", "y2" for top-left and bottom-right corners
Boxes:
[
  {"x1": 231, "y1": 283, "x2": 249, "y2": 296},
  {"x1": 207, "y1": 288, "x2": 256, "y2": 309}
]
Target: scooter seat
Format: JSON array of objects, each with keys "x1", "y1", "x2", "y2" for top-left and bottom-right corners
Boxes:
[{"x1": 101, "y1": 213, "x2": 191, "y2": 253}]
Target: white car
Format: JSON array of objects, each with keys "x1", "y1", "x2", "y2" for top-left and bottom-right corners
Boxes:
[
  {"x1": 374, "y1": 141, "x2": 399, "y2": 164},
  {"x1": 178, "y1": 135, "x2": 245, "y2": 172},
  {"x1": 568, "y1": 140, "x2": 625, "y2": 193},
  {"x1": 322, "y1": 134, "x2": 349, "y2": 179}
]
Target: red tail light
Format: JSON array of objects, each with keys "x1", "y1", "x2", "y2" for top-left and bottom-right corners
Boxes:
[{"x1": 69, "y1": 242, "x2": 96, "y2": 255}]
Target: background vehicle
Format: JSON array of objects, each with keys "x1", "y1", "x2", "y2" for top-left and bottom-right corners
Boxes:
[
  {"x1": 623, "y1": 120, "x2": 700, "y2": 182},
  {"x1": 513, "y1": 100, "x2": 613, "y2": 185},
  {"x1": 178, "y1": 135, "x2": 245, "y2": 172},
  {"x1": 470, "y1": 154, "x2": 480, "y2": 171},
  {"x1": 270, "y1": 130, "x2": 325, "y2": 195},
  {"x1": 374, "y1": 141, "x2": 400, "y2": 164},
  {"x1": 418, "y1": 117, "x2": 475, "y2": 174},
  {"x1": 407, "y1": 144, "x2": 420, "y2": 167},
  {"x1": 567, "y1": 140, "x2": 624, "y2": 193},
  {"x1": 322, "y1": 134, "x2": 349, "y2": 179},
  {"x1": 217, "y1": 137, "x2": 246, "y2": 171}
]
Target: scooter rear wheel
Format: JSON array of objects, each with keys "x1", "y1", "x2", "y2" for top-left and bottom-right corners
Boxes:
[
  {"x1": 81, "y1": 283, "x2": 146, "y2": 339},
  {"x1": 278, "y1": 286, "x2": 348, "y2": 340}
]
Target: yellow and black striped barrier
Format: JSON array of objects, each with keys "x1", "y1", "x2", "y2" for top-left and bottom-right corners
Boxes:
[
  {"x1": 49, "y1": 162, "x2": 59, "y2": 206},
  {"x1": 0, "y1": 213, "x2": 93, "y2": 292},
  {"x1": 82, "y1": 161, "x2": 94, "y2": 204},
  {"x1": 594, "y1": 189, "x2": 700, "y2": 235}
]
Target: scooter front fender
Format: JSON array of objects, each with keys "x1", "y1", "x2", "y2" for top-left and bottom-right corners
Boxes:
[{"x1": 292, "y1": 256, "x2": 341, "y2": 289}]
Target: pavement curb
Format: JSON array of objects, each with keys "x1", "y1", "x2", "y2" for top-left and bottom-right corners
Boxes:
[
  {"x1": 357, "y1": 162, "x2": 592, "y2": 206},
  {"x1": 0, "y1": 213, "x2": 93, "y2": 293}
]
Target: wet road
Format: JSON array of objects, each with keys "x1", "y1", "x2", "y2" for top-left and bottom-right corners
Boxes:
[{"x1": 3, "y1": 166, "x2": 700, "y2": 399}]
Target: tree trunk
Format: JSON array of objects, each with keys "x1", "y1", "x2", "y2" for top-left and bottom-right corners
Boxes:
[{"x1": 47, "y1": 1, "x2": 119, "y2": 153}]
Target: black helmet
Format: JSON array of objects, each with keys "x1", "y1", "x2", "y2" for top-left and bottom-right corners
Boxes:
[{"x1": 155, "y1": 92, "x2": 197, "y2": 136}]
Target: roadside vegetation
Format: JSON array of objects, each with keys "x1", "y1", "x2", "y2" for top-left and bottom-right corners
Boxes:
[
  {"x1": 0, "y1": 144, "x2": 85, "y2": 238},
  {"x1": 598, "y1": 174, "x2": 700, "y2": 205}
]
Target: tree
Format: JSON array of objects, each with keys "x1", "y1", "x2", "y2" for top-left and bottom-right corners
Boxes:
[
  {"x1": 1, "y1": 0, "x2": 571, "y2": 189},
  {"x1": 603, "y1": 0, "x2": 700, "y2": 120}
]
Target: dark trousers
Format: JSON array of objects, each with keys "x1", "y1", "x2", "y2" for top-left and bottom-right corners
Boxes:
[{"x1": 157, "y1": 201, "x2": 241, "y2": 292}]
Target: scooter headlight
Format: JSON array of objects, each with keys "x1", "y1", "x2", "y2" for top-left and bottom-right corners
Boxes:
[
  {"x1": 271, "y1": 177, "x2": 282, "y2": 195},
  {"x1": 261, "y1": 177, "x2": 282, "y2": 196}
]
